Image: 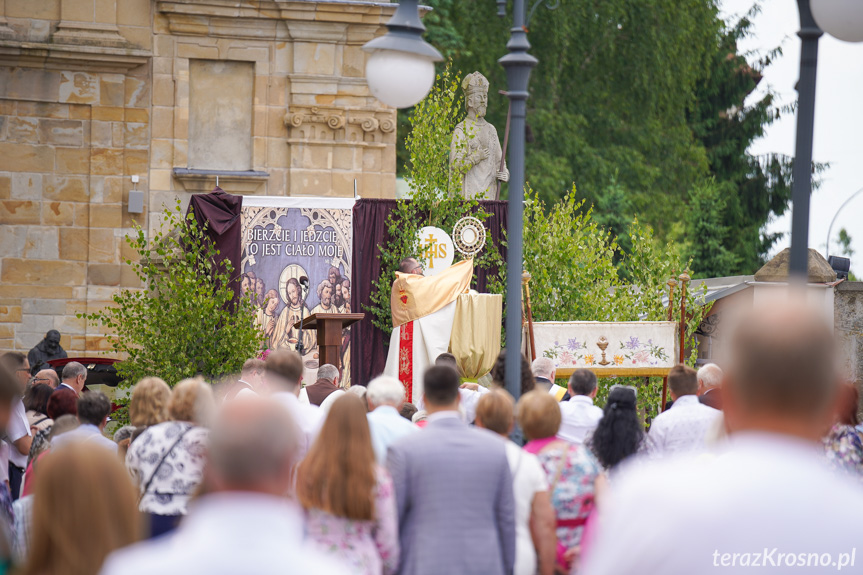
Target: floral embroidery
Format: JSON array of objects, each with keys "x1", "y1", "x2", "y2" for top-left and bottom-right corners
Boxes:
[
  {"x1": 617, "y1": 337, "x2": 668, "y2": 365},
  {"x1": 399, "y1": 348, "x2": 411, "y2": 375},
  {"x1": 567, "y1": 338, "x2": 583, "y2": 351}
]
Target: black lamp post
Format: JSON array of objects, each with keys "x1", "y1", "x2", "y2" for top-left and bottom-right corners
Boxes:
[
  {"x1": 788, "y1": 0, "x2": 823, "y2": 280},
  {"x1": 496, "y1": 0, "x2": 538, "y2": 401},
  {"x1": 789, "y1": 0, "x2": 863, "y2": 278}
]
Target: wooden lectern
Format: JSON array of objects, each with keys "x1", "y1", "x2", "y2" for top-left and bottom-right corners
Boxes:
[{"x1": 294, "y1": 313, "x2": 364, "y2": 372}]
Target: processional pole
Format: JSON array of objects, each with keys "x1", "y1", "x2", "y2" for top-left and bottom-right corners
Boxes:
[{"x1": 661, "y1": 274, "x2": 677, "y2": 412}]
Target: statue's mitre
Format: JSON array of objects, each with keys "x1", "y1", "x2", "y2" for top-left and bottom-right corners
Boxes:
[{"x1": 462, "y1": 72, "x2": 489, "y2": 96}]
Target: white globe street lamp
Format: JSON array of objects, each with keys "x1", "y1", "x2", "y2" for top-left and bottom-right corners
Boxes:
[
  {"x1": 362, "y1": 0, "x2": 443, "y2": 109},
  {"x1": 811, "y1": 0, "x2": 863, "y2": 42}
]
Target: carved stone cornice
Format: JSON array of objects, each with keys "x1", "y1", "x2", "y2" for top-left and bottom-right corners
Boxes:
[
  {"x1": 172, "y1": 168, "x2": 269, "y2": 194},
  {"x1": 0, "y1": 39, "x2": 150, "y2": 73},
  {"x1": 156, "y1": 0, "x2": 395, "y2": 40},
  {"x1": 284, "y1": 105, "x2": 395, "y2": 142}
]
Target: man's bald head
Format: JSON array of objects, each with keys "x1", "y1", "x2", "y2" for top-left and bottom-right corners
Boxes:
[
  {"x1": 207, "y1": 398, "x2": 300, "y2": 494},
  {"x1": 34, "y1": 368, "x2": 59, "y2": 389},
  {"x1": 399, "y1": 258, "x2": 422, "y2": 275},
  {"x1": 724, "y1": 297, "x2": 837, "y2": 437}
]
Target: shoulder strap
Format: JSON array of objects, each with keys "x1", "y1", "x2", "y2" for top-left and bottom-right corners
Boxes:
[
  {"x1": 138, "y1": 424, "x2": 193, "y2": 504},
  {"x1": 31, "y1": 416, "x2": 50, "y2": 427}
]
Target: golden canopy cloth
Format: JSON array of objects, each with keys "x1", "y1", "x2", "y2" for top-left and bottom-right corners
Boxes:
[
  {"x1": 449, "y1": 293, "x2": 502, "y2": 379},
  {"x1": 390, "y1": 259, "x2": 474, "y2": 328}
]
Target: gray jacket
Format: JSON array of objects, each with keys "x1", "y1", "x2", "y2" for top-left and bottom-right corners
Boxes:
[{"x1": 386, "y1": 414, "x2": 516, "y2": 575}]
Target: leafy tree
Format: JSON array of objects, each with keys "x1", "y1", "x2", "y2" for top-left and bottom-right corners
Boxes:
[
  {"x1": 406, "y1": 1, "x2": 824, "y2": 277},
  {"x1": 837, "y1": 228, "x2": 855, "y2": 259},
  {"x1": 522, "y1": 186, "x2": 708, "y2": 421},
  {"x1": 835, "y1": 228, "x2": 858, "y2": 280},
  {"x1": 413, "y1": 0, "x2": 719, "y2": 217},
  {"x1": 83, "y1": 200, "x2": 264, "y2": 398},
  {"x1": 592, "y1": 177, "x2": 635, "y2": 270},
  {"x1": 687, "y1": 9, "x2": 795, "y2": 274},
  {"x1": 684, "y1": 179, "x2": 740, "y2": 278}
]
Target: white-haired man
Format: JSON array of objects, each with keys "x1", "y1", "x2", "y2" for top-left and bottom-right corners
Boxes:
[
  {"x1": 697, "y1": 363, "x2": 723, "y2": 410},
  {"x1": 300, "y1": 364, "x2": 344, "y2": 415},
  {"x1": 367, "y1": 375, "x2": 418, "y2": 464},
  {"x1": 531, "y1": 357, "x2": 568, "y2": 401},
  {"x1": 100, "y1": 398, "x2": 346, "y2": 575},
  {"x1": 59, "y1": 361, "x2": 87, "y2": 396}
]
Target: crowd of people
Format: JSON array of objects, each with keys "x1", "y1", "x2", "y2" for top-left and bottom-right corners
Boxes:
[{"x1": 0, "y1": 296, "x2": 860, "y2": 574}]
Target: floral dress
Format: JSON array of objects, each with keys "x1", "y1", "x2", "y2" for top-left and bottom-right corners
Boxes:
[
  {"x1": 823, "y1": 423, "x2": 863, "y2": 482},
  {"x1": 536, "y1": 442, "x2": 601, "y2": 550},
  {"x1": 305, "y1": 467, "x2": 399, "y2": 575},
  {"x1": 125, "y1": 421, "x2": 208, "y2": 515}
]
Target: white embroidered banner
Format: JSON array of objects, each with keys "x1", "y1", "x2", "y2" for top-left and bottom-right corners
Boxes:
[{"x1": 533, "y1": 321, "x2": 679, "y2": 376}]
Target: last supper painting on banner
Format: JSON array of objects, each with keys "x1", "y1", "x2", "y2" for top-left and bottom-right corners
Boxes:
[{"x1": 240, "y1": 197, "x2": 355, "y2": 385}]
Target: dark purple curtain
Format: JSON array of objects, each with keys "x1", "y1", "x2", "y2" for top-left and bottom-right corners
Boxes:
[
  {"x1": 187, "y1": 188, "x2": 243, "y2": 304},
  {"x1": 350, "y1": 199, "x2": 509, "y2": 387}
]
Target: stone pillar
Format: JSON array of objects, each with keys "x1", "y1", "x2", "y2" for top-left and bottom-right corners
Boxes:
[
  {"x1": 0, "y1": 0, "x2": 15, "y2": 38},
  {"x1": 53, "y1": 0, "x2": 129, "y2": 47}
]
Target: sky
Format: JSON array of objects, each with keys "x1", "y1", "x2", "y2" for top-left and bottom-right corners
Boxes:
[{"x1": 719, "y1": 0, "x2": 863, "y2": 274}]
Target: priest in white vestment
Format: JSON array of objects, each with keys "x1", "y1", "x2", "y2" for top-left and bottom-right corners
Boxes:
[{"x1": 384, "y1": 258, "x2": 473, "y2": 404}]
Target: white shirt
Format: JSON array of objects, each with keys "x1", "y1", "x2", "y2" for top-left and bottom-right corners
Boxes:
[
  {"x1": 583, "y1": 432, "x2": 863, "y2": 575},
  {"x1": 272, "y1": 391, "x2": 323, "y2": 460},
  {"x1": 367, "y1": 405, "x2": 419, "y2": 464},
  {"x1": 558, "y1": 395, "x2": 603, "y2": 444},
  {"x1": 6, "y1": 399, "x2": 31, "y2": 468},
  {"x1": 0, "y1": 442, "x2": 10, "y2": 482},
  {"x1": 458, "y1": 386, "x2": 489, "y2": 423},
  {"x1": 503, "y1": 440, "x2": 548, "y2": 575},
  {"x1": 99, "y1": 493, "x2": 349, "y2": 575},
  {"x1": 647, "y1": 395, "x2": 721, "y2": 455},
  {"x1": 319, "y1": 389, "x2": 346, "y2": 414},
  {"x1": 51, "y1": 424, "x2": 117, "y2": 453},
  {"x1": 233, "y1": 379, "x2": 257, "y2": 400},
  {"x1": 57, "y1": 382, "x2": 77, "y2": 394},
  {"x1": 416, "y1": 387, "x2": 488, "y2": 423}
]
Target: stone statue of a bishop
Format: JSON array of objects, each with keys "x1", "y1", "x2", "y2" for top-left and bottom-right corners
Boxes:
[{"x1": 449, "y1": 72, "x2": 509, "y2": 200}]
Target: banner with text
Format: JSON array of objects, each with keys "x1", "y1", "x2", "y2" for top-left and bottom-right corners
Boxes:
[{"x1": 241, "y1": 197, "x2": 355, "y2": 385}]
